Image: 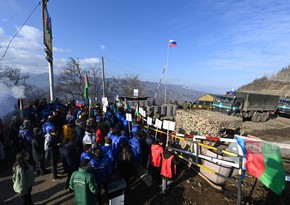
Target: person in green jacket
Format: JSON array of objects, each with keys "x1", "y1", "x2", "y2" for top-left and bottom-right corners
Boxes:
[
  {"x1": 69, "y1": 159, "x2": 99, "y2": 205},
  {"x1": 12, "y1": 150, "x2": 35, "y2": 205}
]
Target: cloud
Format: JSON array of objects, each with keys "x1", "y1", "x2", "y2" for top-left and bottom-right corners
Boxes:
[{"x1": 100, "y1": 45, "x2": 106, "y2": 50}]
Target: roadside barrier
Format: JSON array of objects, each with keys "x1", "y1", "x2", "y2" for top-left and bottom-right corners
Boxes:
[{"x1": 144, "y1": 125, "x2": 243, "y2": 205}]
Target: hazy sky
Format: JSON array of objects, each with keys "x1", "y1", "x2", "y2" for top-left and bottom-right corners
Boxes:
[{"x1": 1, "y1": 0, "x2": 290, "y2": 93}]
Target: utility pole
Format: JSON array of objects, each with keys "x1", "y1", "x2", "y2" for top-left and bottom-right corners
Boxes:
[
  {"x1": 102, "y1": 56, "x2": 106, "y2": 98},
  {"x1": 42, "y1": 0, "x2": 54, "y2": 102}
]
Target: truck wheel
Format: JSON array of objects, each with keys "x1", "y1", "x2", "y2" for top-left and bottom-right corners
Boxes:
[
  {"x1": 255, "y1": 113, "x2": 261, "y2": 122},
  {"x1": 260, "y1": 113, "x2": 268, "y2": 122}
]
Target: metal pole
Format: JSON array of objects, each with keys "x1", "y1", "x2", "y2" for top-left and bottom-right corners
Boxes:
[
  {"x1": 102, "y1": 56, "x2": 106, "y2": 98},
  {"x1": 48, "y1": 60, "x2": 54, "y2": 102},
  {"x1": 237, "y1": 156, "x2": 243, "y2": 205},
  {"x1": 164, "y1": 43, "x2": 170, "y2": 104}
]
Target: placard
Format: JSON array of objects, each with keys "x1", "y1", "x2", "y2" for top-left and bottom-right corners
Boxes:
[
  {"x1": 102, "y1": 105, "x2": 107, "y2": 113},
  {"x1": 163, "y1": 120, "x2": 175, "y2": 131},
  {"x1": 155, "y1": 119, "x2": 162, "y2": 129},
  {"x1": 141, "y1": 110, "x2": 146, "y2": 117},
  {"x1": 147, "y1": 117, "x2": 152, "y2": 125},
  {"x1": 126, "y1": 113, "x2": 132, "y2": 122}
]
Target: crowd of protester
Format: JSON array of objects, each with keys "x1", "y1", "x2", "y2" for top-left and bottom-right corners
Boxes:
[{"x1": 0, "y1": 97, "x2": 179, "y2": 204}]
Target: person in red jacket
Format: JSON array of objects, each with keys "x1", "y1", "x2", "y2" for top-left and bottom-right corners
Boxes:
[
  {"x1": 160, "y1": 144, "x2": 179, "y2": 194},
  {"x1": 150, "y1": 137, "x2": 164, "y2": 185}
]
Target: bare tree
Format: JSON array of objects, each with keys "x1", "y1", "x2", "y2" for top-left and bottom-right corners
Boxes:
[
  {"x1": 89, "y1": 65, "x2": 102, "y2": 99},
  {"x1": 56, "y1": 58, "x2": 85, "y2": 100},
  {"x1": 0, "y1": 65, "x2": 32, "y2": 91},
  {"x1": 120, "y1": 73, "x2": 145, "y2": 97}
]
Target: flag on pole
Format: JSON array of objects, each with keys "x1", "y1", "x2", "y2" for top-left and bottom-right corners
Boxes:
[
  {"x1": 124, "y1": 98, "x2": 131, "y2": 111},
  {"x1": 135, "y1": 105, "x2": 140, "y2": 116},
  {"x1": 83, "y1": 71, "x2": 90, "y2": 100},
  {"x1": 46, "y1": 9, "x2": 52, "y2": 39},
  {"x1": 169, "y1": 40, "x2": 177, "y2": 47},
  {"x1": 235, "y1": 136, "x2": 285, "y2": 195},
  {"x1": 76, "y1": 100, "x2": 85, "y2": 107},
  {"x1": 115, "y1": 95, "x2": 121, "y2": 103}
]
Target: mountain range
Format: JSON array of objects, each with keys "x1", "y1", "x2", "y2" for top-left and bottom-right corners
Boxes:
[{"x1": 28, "y1": 72, "x2": 205, "y2": 104}]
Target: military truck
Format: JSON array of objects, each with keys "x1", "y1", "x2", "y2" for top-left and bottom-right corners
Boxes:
[
  {"x1": 276, "y1": 98, "x2": 290, "y2": 117},
  {"x1": 213, "y1": 92, "x2": 279, "y2": 122}
]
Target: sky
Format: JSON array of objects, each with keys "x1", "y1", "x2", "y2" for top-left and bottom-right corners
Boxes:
[{"x1": 1, "y1": 0, "x2": 290, "y2": 94}]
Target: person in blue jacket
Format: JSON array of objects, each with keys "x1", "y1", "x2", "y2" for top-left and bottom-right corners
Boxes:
[
  {"x1": 91, "y1": 147, "x2": 111, "y2": 205},
  {"x1": 42, "y1": 115, "x2": 55, "y2": 135},
  {"x1": 101, "y1": 136, "x2": 115, "y2": 175}
]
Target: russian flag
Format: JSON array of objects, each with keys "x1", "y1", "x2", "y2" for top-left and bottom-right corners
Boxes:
[{"x1": 169, "y1": 40, "x2": 177, "y2": 47}]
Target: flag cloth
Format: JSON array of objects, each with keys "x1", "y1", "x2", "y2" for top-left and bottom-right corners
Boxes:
[
  {"x1": 115, "y1": 95, "x2": 121, "y2": 103},
  {"x1": 169, "y1": 40, "x2": 177, "y2": 47},
  {"x1": 135, "y1": 105, "x2": 140, "y2": 116},
  {"x1": 236, "y1": 136, "x2": 285, "y2": 195},
  {"x1": 83, "y1": 72, "x2": 90, "y2": 100},
  {"x1": 124, "y1": 98, "x2": 131, "y2": 111},
  {"x1": 89, "y1": 97, "x2": 94, "y2": 117},
  {"x1": 46, "y1": 9, "x2": 52, "y2": 38},
  {"x1": 76, "y1": 100, "x2": 85, "y2": 107}
]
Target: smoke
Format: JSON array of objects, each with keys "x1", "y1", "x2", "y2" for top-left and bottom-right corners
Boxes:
[{"x1": 0, "y1": 83, "x2": 25, "y2": 118}]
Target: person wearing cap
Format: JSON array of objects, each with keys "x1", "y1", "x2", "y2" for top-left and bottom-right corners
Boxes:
[
  {"x1": 31, "y1": 127, "x2": 45, "y2": 176},
  {"x1": 150, "y1": 137, "x2": 164, "y2": 185},
  {"x1": 160, "y1": 145, "x2": 179, "y2": 194}
]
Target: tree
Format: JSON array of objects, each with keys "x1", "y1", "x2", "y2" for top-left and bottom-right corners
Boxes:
[
  {"x1": 56, "y1": 58, "x2": 85, "y2": 100},
  {"x1": 0, "y1": 65, "x2": 32, "y2": 91},
  {"x1": 120, "y1": 73, "x2": 145, "y2": 97}
]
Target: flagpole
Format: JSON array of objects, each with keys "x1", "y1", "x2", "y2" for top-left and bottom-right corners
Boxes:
[{"x1": 164, "y1": 42, "x2": 170, "y2": 104}]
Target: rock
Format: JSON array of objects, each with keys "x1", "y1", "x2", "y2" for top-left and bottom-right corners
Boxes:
[
  {"x1": 186, "y1": 179, "x2": 191, "y2": 184},
  {"x1": 198, "y1": 182, "x2": 203, "y2": 187}
]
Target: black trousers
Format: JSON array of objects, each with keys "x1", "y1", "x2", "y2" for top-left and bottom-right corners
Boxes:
[{"x1": 20, "y1": 187, "x2": 33, "y2": 205}]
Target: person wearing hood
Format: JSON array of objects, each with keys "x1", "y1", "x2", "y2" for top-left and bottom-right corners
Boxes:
[{"x1": 82, "y1": 127, "x2": 97, "y2": 148}]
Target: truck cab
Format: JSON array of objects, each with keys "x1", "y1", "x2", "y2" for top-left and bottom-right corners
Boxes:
[
  {"x1": 276, "y1": 98, "x2": 290, "y2": 117},
  {"x1": 213, "y1": 95, "x2": 240, "y2": 115}
]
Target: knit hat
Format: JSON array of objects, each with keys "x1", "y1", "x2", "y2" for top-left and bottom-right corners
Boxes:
[{"x1": 104, "y1": 136, "x2": 112, "y2": 144}]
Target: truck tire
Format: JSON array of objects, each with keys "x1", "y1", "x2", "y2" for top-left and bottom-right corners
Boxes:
[
  {"x1": 260, "y1": 113, "x2": 268, "y2": 122},
  {"x1": 251, "y1": 113, "x2": 261, "y2": 122}
]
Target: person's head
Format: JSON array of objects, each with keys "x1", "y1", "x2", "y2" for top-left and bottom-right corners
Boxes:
[
  {"x1": 104, "y1": 136, "x2": 112, "y2": 145},
  {"x1": 80, "y1": 159, "x2": 91, "y2": 169},
  {"x1": 12, "y1": 150, "x2": 30, "y2": 171},
  {"x1": 49, "y1": 127, "x2": 58, "y2": 137},
  {"x1": 94, "y1": 147, "x2": 103, "y2": 161},
  {"x1": 33, "y1": 127, "x2": 42, "y2": 137},
  {"x1": 114, "y1": 128, "x2": 121, "y2": 136},
  {"x1": 48, "y1": 115, "x2": 54, "y2": 122},
  {"x1": 83, "y1": 144, "x2": 92, "y2": 152},
  {"x1": 23, "y1": 120, "x2": 30, "y2": 127},
  {"x1": 167, "y1": 144, "x2": 173, "y2": 152}
]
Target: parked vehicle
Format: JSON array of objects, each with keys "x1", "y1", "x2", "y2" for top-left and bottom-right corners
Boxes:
[
  {"x1": 213, "y1": 92, "x2": 279, "y2": 122},
  {"x1": 276, "y1": 98, "x2": 290, "y2": 117},
  {"x1": 192, "y1": 100, "x2": 213, "y2": 110}
]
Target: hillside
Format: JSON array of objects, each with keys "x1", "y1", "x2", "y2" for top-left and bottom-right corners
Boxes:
[
  {"x1": 238, "y1": 66, "x2": 290, "y2": 97},
  {"x1": 28, "y1": 73, "x2": 205, "y2": 104}
]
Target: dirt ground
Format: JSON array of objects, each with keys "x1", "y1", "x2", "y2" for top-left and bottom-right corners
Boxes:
[{"x1": 1, "y1": 116, "x2": 290, "y2": 205}]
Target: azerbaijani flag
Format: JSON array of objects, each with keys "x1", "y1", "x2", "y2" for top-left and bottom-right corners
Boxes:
[
  {"x1": 83, "y1": 72, "x2": 90, "y2": 100},
  {"x1": 46, "y1": 9, "x2": 52, "y2": 38},
  {"x1": 135, "y1": 104, "x2": 140, "y2": 116},
  {"x1": 115, "y1": 95, "x2": 121, "y2": 103},
  {"x1": 236, "y1": 136, "x2": 285, "y2": 195},
  {"x1": 169, "y1": 40, "x2": 177, "y2": 47},
  {"x1": 124, "y1": 98, "x2": 131, "y2": 111}
]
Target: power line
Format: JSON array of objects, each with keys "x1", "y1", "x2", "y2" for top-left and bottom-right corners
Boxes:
[{"x1": 0, "y1": 1, "x2": 41, "y2": 61}]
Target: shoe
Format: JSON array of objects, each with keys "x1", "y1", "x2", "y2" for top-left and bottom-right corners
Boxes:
[{"x1": 52, "y1": 176, "x2": 60, "y2": 181}]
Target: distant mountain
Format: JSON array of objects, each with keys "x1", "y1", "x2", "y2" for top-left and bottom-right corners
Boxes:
[
  {"x1": 27, "y1": 72, "x2": 205, "y2": 104},
  {"x1": 238, "y1": 66, "x2": 290, "y2": 98}
]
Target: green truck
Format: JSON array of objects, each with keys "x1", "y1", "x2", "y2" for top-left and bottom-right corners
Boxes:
[{"x1": 213, "y1": 92, "x2": 279, "y2": 122}]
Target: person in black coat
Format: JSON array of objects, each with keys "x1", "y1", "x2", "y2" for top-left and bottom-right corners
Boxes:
[
  {"x1": 59, "y1": 138, "x2": 79, "y2": 190},
  {"x1": 31, "y1": 127, "x2": 45, "y2": 175}
]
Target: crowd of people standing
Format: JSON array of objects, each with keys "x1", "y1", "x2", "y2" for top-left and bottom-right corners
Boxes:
[{"x1": 0, "y1": 98, "x2": 179, "y2": 204}]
